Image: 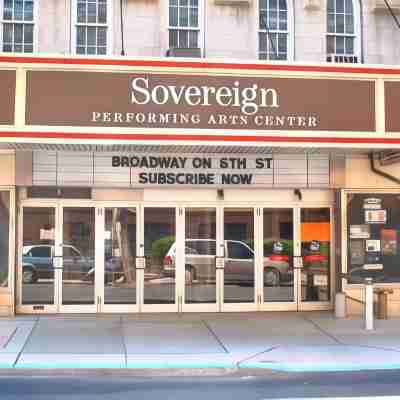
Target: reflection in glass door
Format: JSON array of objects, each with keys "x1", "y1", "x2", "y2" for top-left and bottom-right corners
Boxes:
[
  {"x1": 103, "y1": 208, "x2": 137, "y2": 307},
  {"x1": 262, "y1": 208, "x2": 294, "y2": 303},
  {"x1": 143, "y1": 207, "x2": 176, "y2": 308},
  {"x1": 223, "y1": 208, "x2": 255, "y2": 306},
  {"x1": 21, "y1": 207, "x2": 56, "y2": 307},
  {"x1": 184, "y1": 208, "x2": 217, "y2": 307},
  {"x1": 61, "y1": 207, "x2": 95, "y2": 307},
  {"x1": 300, "y1": 208, "x2": 331, "y2": 305}
]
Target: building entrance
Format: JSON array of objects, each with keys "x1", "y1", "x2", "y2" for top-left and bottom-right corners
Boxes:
[{"x1": 17, "y1": 199, "x2": 333, "y2": 314}]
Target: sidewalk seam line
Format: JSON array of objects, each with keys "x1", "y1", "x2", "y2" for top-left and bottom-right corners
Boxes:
[
  {"x1": 12, "y1": 316, "x2": 40, "y2": 368},
  {"x1": 236, "y1": 346, "x2": 280, "y2": 368},
  {"x1": 2, "y1": 327, "x2": 18, "y2": 349},
  {"x1": 201, "y1": 319, "x2": 229, "y2": 354},
  {"x1": 120, "y1": 316, "x2": 128, "y2": 369},
  {"x1": 302, "y1": 315, "x2": 343, "y2": 345}
]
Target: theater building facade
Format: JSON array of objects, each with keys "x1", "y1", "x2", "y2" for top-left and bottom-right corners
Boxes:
[{"x1": 0, "y1": 55, "x2": 400, "y2": 316}]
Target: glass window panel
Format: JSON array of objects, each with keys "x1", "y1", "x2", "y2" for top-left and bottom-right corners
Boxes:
[
  {"x1": 0, "y1": 193, "x2": 9, "y2": 288},
  {"x1": 180, "y1": 0, "x2": 188, "y2": 6},
  {"x1": 259, "y1": 32, "x2": 267, "y2": 52},
  {"x1": 3, "y1": 0, "x2": 13, "y2": 20},
  {"x1": 24, "y1": 24, "x2": 33, "y2": 44},
  {"x1": 263, "y1": 209, "x2": 293, "y2": 302},
  {"x1": 169, "y1": 29, "x2": 178, "y2": 47},
  {"x1": 269, "y1": 0, "x2": 278, "y2": 11},
  {"x1": 224, "y1": 208, "x2": 254, "y2": 303},
  {"x1": 327, "y1": 0, "x2": 334, "y2": 12},
  {"x1": 278, "y1": 33, "x2": 287, "y2": 53},
  {"x1": 22, "y1": 207, "x2": 55, "y2": 305},
  {"x1": 345, "y1": 14, "x2": 354, "y2": 34},
  {"x1": 301, "y1": 208, "x2": 331, "y2": 302},
  {"x1": 185, "y1": 209, "x2": 216, "y2": 304},
  {"x1": 77, "y1": 3, "x2": 86, "y2": 23},
  {"x1": 190, "y1": 0, "x2": 198, "y2": 6},
  {"x1": 345, "y1": 0, "x2": 353, "y2": 14},
  {"x1": 345, "y1": 36, "x2": 354, "y2": 54},
  {"x1": 259, "y1": 52, "x2": 268, "y2": 60},
  {"x1": 179, "y1": 6, "x2": 189, "y2": 27},
  {"x1": 143, "y1": 208, "x2": 176, "y2": 305},
  {"x1": 15, "y1": 0, "x2": 24, "y2": 20},
  {"x1": 337, "y1": 0, "x2": 344, "y2": 13},
  {"x1": 24, "y1": 44, "x2": 33, "y2": 52},
  {"x1": 170, "y1": 0, "x2": 178, "y2": 5},
  {"x1": 260, "y1": 0, "x2": 267, "y2": 10},
  {"x1": 14, "y1": 24, "x2": 23, "y2": 43},
  {"x1": 279, "y1": 11, "x2": 287, "y2": 30},
  {"x1": 178, "y1": 29, "x2": 188, "y2": 48},
  {"x1": 327, "y1": 14, "x2": 335, "y2": 33},
  {"x1": 87, "y1": 45, "x2": 96, "y2": 55},
  {"x1": 336, "y1": 14, "x2": 345, "y2": 33},
  {"x1": 76, "y1": 46, "x2": 86, "y2": 54},
  {"x1": 98, "y1": 3, "x2": 107, "y2": 23},
  {"x1": 327, "y1": 35, "x2": 335, "y2": 53},
  {"x1": 97, "y1": 46, "x2": 106, "y2": 55},
  {"x1": 189, "y1": 7, "x2": 198, "y2": 27},
  {"x1": 269, "y1": 33, "x2": 278, "y2": 55},
  {"x1": 98, "y1": 27, "x2": 107, "y2": 46},
  {"x1": 279, "y1": 0, "x2": 287, "y2": 10},
  {"x1": 87, "y1": 2, "x2": 97, "y2": 23},
  {"x1": 188, "y1": 30, "x2": 198, "y2": 47},
  {"x1": 336, "y1": 36, "x2": 345, "y2": 54},
  {"x1": 14, "y1": 44, "x2": 22, "y2": 52},
  {"x1": 259, "y1": 11, "x2": 267, "y2": 30},
  {"x1": 24, "y1": 1, "x2": 34, "y2": 20},
  {"x1": 3, "y1": 44, "x2": 12, "y2": 51},
  {"x1": 104, "y1": 208, "x2": 137, "y2": 305},
  {"x1": 3, "y1": 24, "x2": 13, "y2": 43},
  {"x1": 169, "y1": 6, "x2": 178, "y2": 26},
  {"x1": 269, "y1": 11, "x2": 278, "y2": 30},
  {"x1": 77, "y1": 26, "x2": 86, "y2": 46},
  {"x1": 87, "y1": 26, "x2": 96, "y2": 45}
]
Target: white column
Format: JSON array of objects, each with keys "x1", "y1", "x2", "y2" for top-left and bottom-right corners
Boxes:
[{"x1": 365, "y1": 278, "x2": 374, "y2": 331}]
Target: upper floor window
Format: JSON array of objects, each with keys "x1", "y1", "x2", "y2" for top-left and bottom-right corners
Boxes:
[
  {"x1": 1, "y1": 0, "x2": 34, "y2": 52},
  {"x1": 327, "y1": 0, "x2": 358, "y2": 62},
  {"x1": 258, "y1": 0, "x2": 288, "y2": 61},
  {"x1": 169, "y1": 0, "x2": 199, "y2": 49},
  {"x1": 74, "y1": 0, "x2": 110, "y2": 55}
]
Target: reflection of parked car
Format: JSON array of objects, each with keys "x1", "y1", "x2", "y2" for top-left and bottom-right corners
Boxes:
[
  {"x1": 163, "y1": 239, "x2": 292, "y2": 286},
  {"x1": 22, "y1": 245, "x2": 94, "y2": 283}
]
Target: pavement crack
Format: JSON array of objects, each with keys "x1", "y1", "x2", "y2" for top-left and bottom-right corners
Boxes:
[
  {"x1": 201, "y1": 319, "x2": 229, "y2": 354},
  {"x1": 302, "y1": 315, "x2": 343, "y2": 345}
]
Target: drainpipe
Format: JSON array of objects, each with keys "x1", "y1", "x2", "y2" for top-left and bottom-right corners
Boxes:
[{"x1": 369, "y1": 152, "x2": 400, "y2": 185}]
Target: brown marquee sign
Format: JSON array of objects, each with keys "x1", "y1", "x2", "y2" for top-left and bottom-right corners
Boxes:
[
  {"x1": 0, "y1": 70, "x2": 15, "y2": 126},
  {"x1": 25, "y1": 70, "x2": 376, "y2": 132},
  {"x1": 385, "y1": 81, "x2": 400, "y2": 133}
]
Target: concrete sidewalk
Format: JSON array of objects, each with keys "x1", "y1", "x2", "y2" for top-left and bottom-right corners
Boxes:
[{"x1": 1, "y1": 312, "x2": 400, "y2": 373}]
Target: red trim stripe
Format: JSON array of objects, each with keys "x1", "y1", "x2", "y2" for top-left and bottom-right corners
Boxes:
[
  {"x1": 0, "y1": 55, "x2": 400, "y2": 76},
  {"x1": 2, "y1": 131, "x2": 400, "y2": 145}
]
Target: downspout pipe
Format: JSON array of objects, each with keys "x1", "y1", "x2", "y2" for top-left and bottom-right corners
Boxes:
[{"x1": 369, "y1": 152, "x2": 400, "y2": 185}]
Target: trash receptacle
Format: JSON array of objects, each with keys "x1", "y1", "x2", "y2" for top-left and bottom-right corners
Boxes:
[{"x1": 375, "y1": 288, "x2": 393, "y2": 319}]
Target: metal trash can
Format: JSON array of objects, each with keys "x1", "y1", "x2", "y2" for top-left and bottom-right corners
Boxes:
[{"x1": 375, "y1": 288, "x2": 393, "y2": 319}]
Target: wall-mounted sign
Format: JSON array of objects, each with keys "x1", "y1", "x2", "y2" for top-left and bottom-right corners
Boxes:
[
  {"x1": 0, "y1": 70, "x2": 15, "y2": 125},
  {"x1": 25, "y1": 71, "x2": 375, "y2": 133},
  {"x1": 363, "y1": 197, "x2": 382, "y2": 210},
  {"x1": 350, "y1": 224, "x2": 370, "y2": 239},
  {"x1": 32, "y1": 151, "x2": 330, "y2": 188},
  {"x1": 365, "y1": 209, "x2": 387, "y2": 224},
  {"x1": 385, "y1": 81, "x2": 400, "y2": 132}
]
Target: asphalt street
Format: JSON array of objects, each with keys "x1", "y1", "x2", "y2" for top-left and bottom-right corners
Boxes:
[{"x1": 2, "y1": 371, "x2": 400, "y2": 400}]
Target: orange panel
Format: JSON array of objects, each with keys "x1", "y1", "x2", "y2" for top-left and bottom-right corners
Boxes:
[{"x1": 301, "y1": 222, "x2": 331, "y2": 242}]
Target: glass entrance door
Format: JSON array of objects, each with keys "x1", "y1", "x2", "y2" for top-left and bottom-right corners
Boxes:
[
  {"x1": 18, "y1": 203, "x2": 97, "y2": 313},
  {"x1": 298, "y1": 207, "x2": 332, "y2": 310},
  {"x1": 142, "y1": 207, "x2": 178, "y2": 312}
]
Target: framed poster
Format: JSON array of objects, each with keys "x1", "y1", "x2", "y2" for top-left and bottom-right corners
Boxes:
[
  {"x1": 365, "y1": 209, "x2": 387, "y2": 224},
  {"x1": 381, "y1": 229, "x2": 397, "y2": 256}
]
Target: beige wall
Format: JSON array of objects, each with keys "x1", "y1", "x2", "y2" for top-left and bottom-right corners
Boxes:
[
  {"x1": 31, "y1": 0, "x2": 400, "y2": 64},
  {"x1": 0, "y1": 152, "x2": 15, "y2": 186},
  {"x1": 345, "y1": 154, "x2": 400, "y2": 189}
]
